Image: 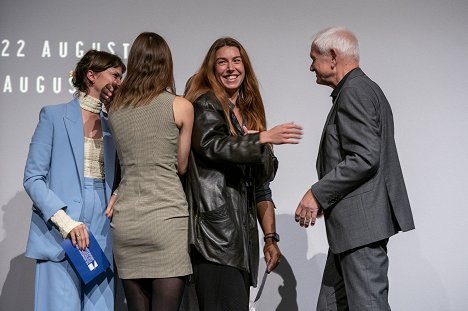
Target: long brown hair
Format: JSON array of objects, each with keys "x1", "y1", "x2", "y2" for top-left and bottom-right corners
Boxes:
[
  {"x1": 110, "y1": 32, "x2": 175, "y2": 112},
  {"x1": 72, "y1": 49, "x2": 126, "y2": 98},
  {"x1": 185, "y1": 37, "x2": 266, "y2": 134}
]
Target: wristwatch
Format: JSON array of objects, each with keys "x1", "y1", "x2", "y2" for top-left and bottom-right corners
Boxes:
[{"x1": 264, "y1": 232, "x2": 280, "y2": 243}]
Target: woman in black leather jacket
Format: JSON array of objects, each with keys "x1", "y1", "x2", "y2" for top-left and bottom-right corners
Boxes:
[{"x1": 184, "y1": 37, "x2": 303, "y2": 311}]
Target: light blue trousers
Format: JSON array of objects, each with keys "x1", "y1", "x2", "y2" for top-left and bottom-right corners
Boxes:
[{"x1": 34, "y1": 178, "x2": 114, "y2": 311}]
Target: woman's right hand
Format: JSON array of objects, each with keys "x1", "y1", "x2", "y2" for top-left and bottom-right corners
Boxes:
[
  {"x1": 69, "y1": 223, "x2": 89, "y2": 250},
  {"x1": 100, "y1": 82, "x2": 116, "y2": 103},
  {"x1": 260, "y1": 122, "x2": 303, "y2": 145},
  {"x1": 105, "y1": 192, "x2": 117, "y2": 218}
]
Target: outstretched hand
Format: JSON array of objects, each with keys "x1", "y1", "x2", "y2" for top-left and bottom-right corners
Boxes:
[{"x1": 260, "y1": 122, "x2": 303, "y2": 145}]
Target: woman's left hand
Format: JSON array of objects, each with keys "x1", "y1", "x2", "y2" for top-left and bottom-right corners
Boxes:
[{"x1": 264, "y1": 241, "x2": 282, "y2": 273}]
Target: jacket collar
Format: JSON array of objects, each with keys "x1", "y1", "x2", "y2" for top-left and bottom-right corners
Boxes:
[
  {"x1": 330, "y1": 67, "x2": 363, "y2": 100},
  {"x1": 63, "y1": 98, "x2": 85, "y2": 192}
]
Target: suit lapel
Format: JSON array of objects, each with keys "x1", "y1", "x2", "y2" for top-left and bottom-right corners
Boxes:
[
  {"x1": 316, "y1": 99, "x2": 338, "y2": 176},
  {"x1": 101, "y1": 110, "x2": 116, "y2": 202},
  {"x1": 64, "y1": 99, "x2": 84, "y2": 192},
  {"x1": 315, "y1": 68, "x2": 365, "y2": 177}
]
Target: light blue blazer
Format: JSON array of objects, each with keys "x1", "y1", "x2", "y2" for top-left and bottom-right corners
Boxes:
[{"x1": 23, "y1": 98, "x2": 116, "y2": 261}]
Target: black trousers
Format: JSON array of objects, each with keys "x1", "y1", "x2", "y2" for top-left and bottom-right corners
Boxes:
[{"x1": 191, "y1": 249, "x2": 250, "y2": 311}]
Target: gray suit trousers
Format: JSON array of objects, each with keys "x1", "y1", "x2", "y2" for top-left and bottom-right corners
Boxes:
[{"x1": 317, "y1": 239, "x2": 391, "y2": 311}]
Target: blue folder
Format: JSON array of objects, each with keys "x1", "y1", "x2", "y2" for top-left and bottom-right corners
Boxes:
[{"x1": 61, "y1": 232, "x2": 110, "y2": 285}]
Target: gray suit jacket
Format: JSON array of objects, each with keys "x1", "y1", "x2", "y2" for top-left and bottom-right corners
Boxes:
[{"x1": 311, "y1": 68, "x2": 415, "y2": 254}]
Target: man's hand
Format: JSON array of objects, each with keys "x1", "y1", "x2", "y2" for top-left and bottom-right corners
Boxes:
[{"x1": 295, "y1": 189, "x2": 323, "y2": 228}]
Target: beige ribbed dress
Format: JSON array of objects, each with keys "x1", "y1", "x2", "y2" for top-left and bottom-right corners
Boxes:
[{"x1": 108, "y1": 91, "x2": 192, "y2": 279}]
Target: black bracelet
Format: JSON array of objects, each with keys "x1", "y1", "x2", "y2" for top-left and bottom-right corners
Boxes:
[{"x1": 263, "y1": 232, "x2": 280, "y2": 242}]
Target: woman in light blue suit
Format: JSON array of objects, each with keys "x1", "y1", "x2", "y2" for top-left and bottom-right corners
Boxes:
[{"x1": 23, "y1": 50, "x2": 125, "y2": 311}]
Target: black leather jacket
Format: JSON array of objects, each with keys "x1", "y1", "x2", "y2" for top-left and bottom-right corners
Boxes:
[{"x1": 184, "y1": 92, "x2": 277, "y2": 286}]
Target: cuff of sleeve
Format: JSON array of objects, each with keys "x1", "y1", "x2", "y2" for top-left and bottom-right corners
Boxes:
[
  {"x1": 50, "y1": 209, "x2": 82, "y2": 239},
  {"x1": 310, "y1": 184, "x2": 326, "y2": 210},
  {"x1": 253, "y1": 132, "x2": 266, "y2": 149}
]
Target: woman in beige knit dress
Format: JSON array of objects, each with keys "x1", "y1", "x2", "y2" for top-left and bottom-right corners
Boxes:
[{"x1": 106, "y1": 32, "x2": 194, "y2": 311}]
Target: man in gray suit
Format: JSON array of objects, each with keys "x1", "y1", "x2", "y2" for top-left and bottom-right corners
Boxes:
[{"x1": 295, "y1": 27, "x2": 415, "y2": 310}]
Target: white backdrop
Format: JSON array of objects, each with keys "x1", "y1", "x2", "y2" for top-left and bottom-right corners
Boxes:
[{"x1": 1, "y1": 0, "x2": 468, "y2": 310}]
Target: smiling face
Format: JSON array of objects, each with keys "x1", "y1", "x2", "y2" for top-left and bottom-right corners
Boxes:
[
  {"x1": 214, "y1": 46, "x2": 245, "y2": 100},
  {"x1": 310, "y1": 45, "x2": 335, "y2": 87},
  {"x1": 87, "y1": 66, "x2": 123, "y2": 98}
]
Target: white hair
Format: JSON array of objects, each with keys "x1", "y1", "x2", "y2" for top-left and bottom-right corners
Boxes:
[{"x1": 312, "y1": 26, "x2": 360, "y2": 61}]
